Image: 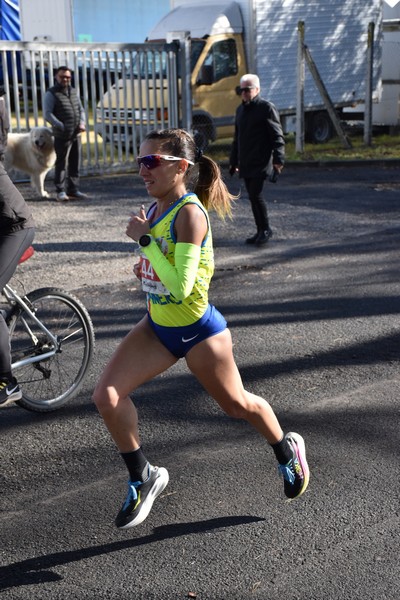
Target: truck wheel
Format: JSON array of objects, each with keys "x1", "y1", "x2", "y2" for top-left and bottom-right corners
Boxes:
[
  {"x1": 307, "y1": 111, "x2": 333, "y2": 143},
  {"x1": 193, "y1": 126, "x2": 209, "y2": 152}
]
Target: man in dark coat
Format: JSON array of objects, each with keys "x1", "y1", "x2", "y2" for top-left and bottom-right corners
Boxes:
[
  {"x1": 44, "y1": 66, "x2": 88, "y2": 202},
  {"x1": 229, "y1": 73, "x2": 285, "y2": 246}
]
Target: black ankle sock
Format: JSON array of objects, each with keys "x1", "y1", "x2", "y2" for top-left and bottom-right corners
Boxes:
[
  {"x1": 121, "y1": 447, "x2": 149, "y2": 482},
  {"x1": 271, "y1": 435, "x2": 293, "y2": 465},
  {"x1": 0, "y1": 372, "x2": 13, "y2": 383}
]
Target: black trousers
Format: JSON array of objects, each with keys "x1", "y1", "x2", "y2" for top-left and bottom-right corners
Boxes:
[
  {"x1": 0, "y1": 227, "x2": 35, "y2": 378},
  {"x1": 244, "y1": 176, "x2": 269, "y2": 232},
  {"x1": 54, "y1": 136, "x2": 81, "y2": 194}
]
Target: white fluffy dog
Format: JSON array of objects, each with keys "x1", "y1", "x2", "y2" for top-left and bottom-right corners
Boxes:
[{"x1": 4, "y1": 126, "x2": 56, "y2": 198}]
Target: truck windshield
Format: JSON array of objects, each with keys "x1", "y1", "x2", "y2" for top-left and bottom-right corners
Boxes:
[
  {"x1": 125, "y1": 40, "x2": 206, "y2": 79},
  {"x1": 189, "y1": 41, "x2": 206, "y2": 73}
]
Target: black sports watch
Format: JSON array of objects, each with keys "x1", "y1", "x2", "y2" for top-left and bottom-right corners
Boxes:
[{"x1": 138, "y1": 234, "x2": 152, "y2": 247}]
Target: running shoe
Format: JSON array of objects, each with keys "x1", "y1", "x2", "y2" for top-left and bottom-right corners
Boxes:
[
  {"x1": 0, "y1": 378, "x2": 22, "y2": 406},
  {"x1": 278, "y1": 432, "x2": 309, "y2": 500},
  {"x1": 115, "y1": 465, "x2": 169, "y2": 529}
]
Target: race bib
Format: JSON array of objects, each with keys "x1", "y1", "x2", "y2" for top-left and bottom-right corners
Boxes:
[{"x1": 140, "y1": 255, "x2": 170, "y2": 295}]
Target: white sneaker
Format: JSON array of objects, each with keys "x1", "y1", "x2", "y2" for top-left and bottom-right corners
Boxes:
[
  {"x1": 0, "y1": 378, "x2": 22, "y2": 406},
  {"x1": 115, "y1": 465, "x2": 169, "y2": 528},
  {"x1": 56, "y1": 192, "x2": 69, "y2": 202}
]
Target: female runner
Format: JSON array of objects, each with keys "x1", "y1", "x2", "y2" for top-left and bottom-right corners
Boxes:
[{"x1": 93, "y1": 128, "x2": 309, "y2": 529}]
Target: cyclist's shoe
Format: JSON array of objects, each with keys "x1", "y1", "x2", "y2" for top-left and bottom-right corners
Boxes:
[
  {"x1": 115, "y1": 465, "x2": 169, "y2": 529},
  {"x1": 278, "y1": 432, "x2": 309, "y2": 500},
  {"x1": 0, "y1": 378, "x2": 22, "y2": 406}
]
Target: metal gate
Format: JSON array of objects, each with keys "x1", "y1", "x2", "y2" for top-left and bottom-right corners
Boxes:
[{"x1": 0, "y1": 40, "x2": 187, "y2": 175}]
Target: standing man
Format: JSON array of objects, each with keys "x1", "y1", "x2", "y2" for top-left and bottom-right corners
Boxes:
[
  {"x1": 229, "y1": 74, "x2": 285, "y2": 246},
  {"x1": 44, "y1": 66, "x2": 88, "y2": 202}
]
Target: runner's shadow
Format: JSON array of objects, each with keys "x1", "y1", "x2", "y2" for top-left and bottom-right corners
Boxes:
[{"x1": 0, "y1": 515, "x2": 264, "y2": 590}]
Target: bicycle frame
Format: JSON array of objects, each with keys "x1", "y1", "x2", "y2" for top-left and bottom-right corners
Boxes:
[
  {"x1": 2, "y1": 283, "x2": 60, "y2": 370},
  {"x1": 1, "y1": 245, "x2": 95, "y2": 412}
]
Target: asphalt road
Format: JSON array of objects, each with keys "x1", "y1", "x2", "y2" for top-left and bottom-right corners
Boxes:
[{"x1": 1, "y1": 163, "x2": 399, "y2": 599}]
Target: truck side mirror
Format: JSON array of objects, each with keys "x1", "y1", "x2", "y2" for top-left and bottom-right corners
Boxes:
[{"x1": 196, "y1": 65, "x2": 213, "y2": 86}]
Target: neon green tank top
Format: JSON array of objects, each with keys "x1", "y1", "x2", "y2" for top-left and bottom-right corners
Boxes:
[{"x1": 139, "y1": 193, "x2": 214, "y2": 327}]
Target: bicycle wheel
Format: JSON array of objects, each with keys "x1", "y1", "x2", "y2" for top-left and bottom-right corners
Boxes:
[{"x1": 9, "y1": 287, "x2": 95, "y2": 412}]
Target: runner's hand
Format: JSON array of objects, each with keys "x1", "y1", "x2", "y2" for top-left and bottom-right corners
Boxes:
[{"x1": 126, "y1": 205, "x2": 150, "y2": 241}]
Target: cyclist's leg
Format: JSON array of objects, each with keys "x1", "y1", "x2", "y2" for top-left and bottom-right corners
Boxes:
[
  {"x1": 0, "y1": 227, "x2": 35, "y2": 379},
  {"x1": 0, "y1": 228, "x2": 35, "y2": 289}
]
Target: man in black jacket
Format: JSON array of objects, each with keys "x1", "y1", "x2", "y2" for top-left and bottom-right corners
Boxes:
[
  {"x1": 44, "y1": 66, "x2": 88, "y2": 202},
  {"x1": 229, "y1": 74, "x2": 285, "y2": 246}
]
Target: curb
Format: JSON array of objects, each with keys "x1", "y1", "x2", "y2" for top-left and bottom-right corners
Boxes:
[
  {"x1": 220, "y1": 158, "x2": 400, "y2": 169},
  {"x1": 283, "y1": 158, "x2": 400, "y2": 168}
]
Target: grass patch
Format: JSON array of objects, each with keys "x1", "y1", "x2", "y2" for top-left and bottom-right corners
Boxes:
[
  {"x1": 285, "y1": 130, "x2": 400, "y2": 162},
  {"x1": 208, "y1": 128, "x2": 400, "y2": 163}
]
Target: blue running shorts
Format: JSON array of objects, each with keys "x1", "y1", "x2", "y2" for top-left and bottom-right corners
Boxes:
[{"x1": 147, "y1": 304, "x2": 227, "y2": 358}]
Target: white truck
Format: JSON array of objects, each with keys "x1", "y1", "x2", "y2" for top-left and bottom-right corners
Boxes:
[
  {"x1": 99, "y1": 0, "x2": 384, "y2": 147},
  {"x1": 343, "y1": 0, "x2": 400, "y2": 128},
  {"x1": 17, "y1": 0, "x2": 170, "y2": 44}
]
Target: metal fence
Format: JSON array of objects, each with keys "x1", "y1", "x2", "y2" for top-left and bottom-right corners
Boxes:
[{"x1": 0, "y1": 40, "x2": 185, "y2": 175}]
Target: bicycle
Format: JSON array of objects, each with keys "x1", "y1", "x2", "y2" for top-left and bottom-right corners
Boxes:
[{"x1": 1, "y1": 245, "x2": 95, "y2": 412}]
